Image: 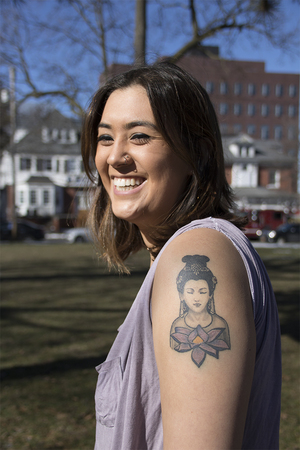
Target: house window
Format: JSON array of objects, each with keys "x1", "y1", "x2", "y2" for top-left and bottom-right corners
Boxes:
[
  {"x1": 43, "y1": 190, "x2": 50, "y2": 205},
  {"x1": 289, "y1": 84, "x2": 296, "y2": 97},
  {"x1": 233, "y1": 124, "x2": 242, "y2": 134},
  {"x1": 274, "y1": 126, "x2": 283, "y2": 140},
  {"x1": 247, "y1": 124, "x2": 256, "y2": 135},
  {"x1": 19, "y1": 191, "x2": 25, "y2": 204},
  {"x1": 275, "y1": 84, "x2": 283, "y2": 97},
  {"x1": 248, "y1": 83, "x2": 256, "y2": 96},
  {"x1": 64, "y1": 159, "x2": 76, "y2": 173},
  {"x1": 261, "y1": 84, "x2": 269, "y2": 96},
  {"x1": 45, "y1": 159, "x2": 52, "y2": 170},
  {"x1": 20, "y1": 158, "x2": 31, "y2": 171},
  {"x1": 37, "y1": 159, "x2": 52, "y2": 171},
  {"x1": 248, "y1": 147, "x2": 255, "y2": 157},
  {"x1": 261, "y1": 104, "x2": 269, "y2": 117},
  {"x1": 233, "y1": 104, "x2": 242, "y2": 116},
  {"x1": 268, "y1": 170, "x2": 280, "y2": 188},
  {"x1": 288, "y1": 105, "x2": 297, "y2": 118},
  {"x1": 41, "y1": 127, "x2": 50, "y2": 143},
  {"x1": 56, "y1": 160, "x2": 60, "y2": 172},
  {"x1": 60, "y1": 129, "x2": 67, "y2": 143},
  {"x1": 288, "y1": 126, "x2": 296, "y2": 140},
  {"x1": 69, "y1": 129, "x2": 78, "y2": 143},
  {"x1": 220, "y1": 82, "x2": 228, "y2": 95},
  {"x1": 219, "y1": 103, "x2": 228, "y2": 115},
  {"x1": 261, "y1": 125, "x2": 269, "y2": 139},
  {"x1": 247, "y1": 104, "x2": 255, "y2": 116},
  {"x1": 275, "y1": 105, "x2": 283, "y2": 117},
  {"x1": 219, "y1": 124, "x2": 228, "y2": 135},
  {"x1": 30, "y1": 190, "x2": 37, "y2": 205},
  {"x1": 234, "y1": 83, "x2": 242, "y2": 95},
  {"x1": 52, "y1": 129, "x2": 59, "y2": 140},
  {"x1": 241, "y1": 147, "x2": 247, "y2": 157},
  {"x1": 206, "y1": 81, "x2": 214, "y2": 94}
]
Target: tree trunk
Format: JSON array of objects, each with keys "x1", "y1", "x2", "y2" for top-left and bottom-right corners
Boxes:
[{"x1": 135, "y1": 0, "x2": 146, "y2": 65}]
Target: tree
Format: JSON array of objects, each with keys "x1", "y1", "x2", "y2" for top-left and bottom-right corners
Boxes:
[
  {"x1": 135, "y1": 0, "x2": 147, "y2": 65},
  {"x1": 0, "y1": 0, "x2": 298, "y2": 117}
]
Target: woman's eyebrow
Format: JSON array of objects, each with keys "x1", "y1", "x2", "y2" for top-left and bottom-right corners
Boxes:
[
  {"x1": 124, "y1": 120, "x2": 158, "y2": 131},
  {"x1": 98, "y1": 120, "x2": 158, "y2": 131},
  {"x1": 98, "y1": 122, "x2": 111, "y2": 130}
]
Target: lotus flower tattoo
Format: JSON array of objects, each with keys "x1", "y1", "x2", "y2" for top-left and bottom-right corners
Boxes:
[{"x1": 171, "y1": 325, "x2": 230, "y2": 367}]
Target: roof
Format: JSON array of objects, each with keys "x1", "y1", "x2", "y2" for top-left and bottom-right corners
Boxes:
[
  {"x1": 9, "y1": 110, "x2": 81, "y2": 156},
  {"x1": 222, "y1": 134, "x2": 295, "y2": 168},
  {"x1": 27, "y1": 176, "x2": 54, "y2": 184}
]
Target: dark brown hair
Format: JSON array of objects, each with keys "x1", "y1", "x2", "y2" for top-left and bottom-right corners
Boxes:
[{"x1": 81, "y1": 62, "x2": 245, "y2": 273}]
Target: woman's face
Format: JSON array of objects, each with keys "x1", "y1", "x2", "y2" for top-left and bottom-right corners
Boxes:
[
  {"x1": 95, "y1": 85, "x2": 191, "y2": 236},
  {"x1": 182, "y1": 279, "x2": 211, "y2": 315}
]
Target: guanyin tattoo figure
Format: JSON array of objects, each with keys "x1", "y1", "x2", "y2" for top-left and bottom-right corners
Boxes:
[{"x1": 170, "y1": 255, "x2": 230, "y2": 367}]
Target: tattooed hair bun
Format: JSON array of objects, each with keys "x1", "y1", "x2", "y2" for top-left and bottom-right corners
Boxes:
[
  {"x1": 177, "y1": 254, "x2": 217, "y2": 296},
  {"x1": 182, "y1": 255, "x2": 210, "y2": 268}
]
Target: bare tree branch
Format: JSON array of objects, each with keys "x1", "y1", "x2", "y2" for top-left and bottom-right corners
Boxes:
[{"x1": 0, "y1": 0, "x2": 298, "y2": 116}]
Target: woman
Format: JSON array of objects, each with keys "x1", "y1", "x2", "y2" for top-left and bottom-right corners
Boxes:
[{"x1": 81, "y1": 62, "x2": 281, "y2": 450}]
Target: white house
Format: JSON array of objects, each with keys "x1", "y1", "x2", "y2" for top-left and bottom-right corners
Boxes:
[
  {"x1": 222, "y1": 133, "x2": 299, "y2": 212},
  {"x1": 0, "y1": 110, "x2": 89, "y2": 229}
]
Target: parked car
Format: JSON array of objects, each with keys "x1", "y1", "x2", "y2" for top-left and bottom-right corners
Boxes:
[
  {"x1": 64, "y1": 227, "x2": 92, "y2": 243},
  {"x1": 267, "y1": 223, "x2": 300, "y2": 243},
  {"x1": 256, "y1": 226, "x2": 272, "y2": 242},
  {"x1": 0, "y1": 220, "x2": 45, "y2": 241}
]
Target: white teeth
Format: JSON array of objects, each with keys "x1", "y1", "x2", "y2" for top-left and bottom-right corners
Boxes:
[{"x1": 113, "y1": 178, "x2": 143, "y2": 190}]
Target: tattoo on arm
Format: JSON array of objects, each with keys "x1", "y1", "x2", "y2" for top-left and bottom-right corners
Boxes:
[{"x1": 170, "y1": 255, "x2": 230, "y2": 368}]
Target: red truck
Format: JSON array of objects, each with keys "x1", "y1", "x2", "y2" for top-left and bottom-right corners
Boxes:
[{"x1": 241, "y1": 208, "x2": 288, "y2": 240}]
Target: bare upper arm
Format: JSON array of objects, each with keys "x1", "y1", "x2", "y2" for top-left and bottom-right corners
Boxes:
[{"x1": 151, "y1": 227, "x2": 256, "y2": 450}]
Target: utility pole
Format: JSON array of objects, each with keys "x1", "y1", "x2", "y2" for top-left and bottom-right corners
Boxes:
[
  {"x1": 134, "y1": 0, "x2": 146, "y2": 65},
  {"x1": 9, "y1": 66, "x2": 17, "y2": 239}
]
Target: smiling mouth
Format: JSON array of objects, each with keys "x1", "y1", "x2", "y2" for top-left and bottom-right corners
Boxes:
[
  {"x1": 193, "y1": 303, "x2": 201, "y2": 307},
  {"x1": 113, "y1": 177, "x2": 145, "y2": 192}
]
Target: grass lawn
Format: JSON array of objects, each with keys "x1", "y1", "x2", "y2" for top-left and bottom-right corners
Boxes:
[{"x1": 0, "y1": 243, "x2": 299, "y2": 449}]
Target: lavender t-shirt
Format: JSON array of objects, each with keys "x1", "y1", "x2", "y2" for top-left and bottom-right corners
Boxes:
[{"x1": 94, "y1": 218, "x2": 281, "y2": 450}]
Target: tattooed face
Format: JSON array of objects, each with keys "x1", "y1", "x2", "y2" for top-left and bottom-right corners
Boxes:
[{"x1": 182, "y1": 279, "x2": 210, "y2": 314}]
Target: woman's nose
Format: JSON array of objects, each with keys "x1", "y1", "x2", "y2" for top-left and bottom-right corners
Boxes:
[{"x1": 106, "y1": 140, "x2": 128, "y2": 167}]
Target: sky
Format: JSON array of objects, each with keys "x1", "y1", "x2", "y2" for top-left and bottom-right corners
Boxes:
[
  {"x1": 219, "y1": 0, "x2": 300, "y2": 75},
  {"x1": 160, "y1": 0, "x2": 300, "y2": 75},
  {"x1": 1, "y1": 0, "x2": 299, "y2": 117}
]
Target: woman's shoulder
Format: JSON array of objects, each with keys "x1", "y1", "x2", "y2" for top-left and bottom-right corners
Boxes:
[{"x1": 158, "y1": 221, "x2": 239, "y2": 268}]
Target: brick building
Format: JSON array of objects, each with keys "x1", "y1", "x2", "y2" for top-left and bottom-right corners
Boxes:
[{"x1": 176, "y1": 47, "x2": 299, "y2": 163}]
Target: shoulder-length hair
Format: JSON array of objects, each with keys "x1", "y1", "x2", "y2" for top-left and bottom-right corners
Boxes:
[{"x1": 81, "y1": 62, "x2": 245, "y2": 273}]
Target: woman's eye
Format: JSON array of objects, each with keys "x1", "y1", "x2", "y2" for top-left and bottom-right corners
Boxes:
[
  {"x1": 97, "y1": 134, "x2": 113, "y2": 145},
  {"x1": 131, "y1": 133, "x2": 151, "y2": 144}
]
